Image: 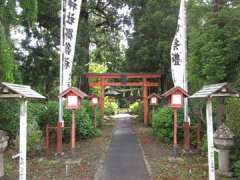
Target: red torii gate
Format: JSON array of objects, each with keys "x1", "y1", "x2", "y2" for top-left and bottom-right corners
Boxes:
[{"x1": 85, "y1": 73, "x2": 162, "y2": 126}]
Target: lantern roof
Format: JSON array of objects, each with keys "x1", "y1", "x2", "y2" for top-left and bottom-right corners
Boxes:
[
  {"x1": 148, "y1": 93, "x2": 161, "y2": 100},
  {"x1": 190, "y1": 83, "x2": 239, "y2": 99},
  {"x1": 58, "y1": 87, "x2": 88, "y2": 99},
  {"x1": 162, "y1": 86, "x2": 189, "y2": 98},
  {"x1": 0, "y1": 82, "x2": 45, "y2": 100},
  {"x1": 88, "y1": 94, "x2": 99, "y2": 100}
]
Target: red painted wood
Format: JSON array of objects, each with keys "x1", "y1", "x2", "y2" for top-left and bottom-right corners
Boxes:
[
  {"x1": 86, "y1": 73, "x2": 162, "y2": 127},
  {"x1": 45, "y1": 123, "x2": 50, "y2": 158},
  {"x1": 85, "y1": 73, "x2": 161, "y2": 79},
  {"x1": 173, "y1": 109, "x2": 178, "y2": 148},
  {"x1": 56, "y1": 122, "x2": 63, "y2": 155},
  {"x1": 89, "y1": 82, "x2": 159, "y2": 87},
  {"x1": 100, "y1": 78, "x2": 105, "y2": 113},
  {"x1": 70, "y1": 110, "x2": 76, "y2": 153},
  {"x1": 143, "y1": 78, "x2": 149, "y2": 126}
]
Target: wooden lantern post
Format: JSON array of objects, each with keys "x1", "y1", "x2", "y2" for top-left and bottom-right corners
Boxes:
[
  {"x1": 190, "y1": 83, "x2": 239, "y2": 180},
  {"x1": 162, "y1": 87, "x2": 189, "y2": 155},
  {"x1": 89, "y1": 94, "x2": 99, "y2": 128},
  {"x1": 58, "y1": 87, "x2": 87, "y2": 156},
  {"x1": 0, "y1": 82, "x2": 45, "y2": 180},
  {"x1": 148, "y1": 93, "x2": 161, "y2": 128}
]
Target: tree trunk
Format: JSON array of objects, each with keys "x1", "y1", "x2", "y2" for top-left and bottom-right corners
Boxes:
[{"x1": 74, "y1": 0, "x2": 90, "y2": 93}]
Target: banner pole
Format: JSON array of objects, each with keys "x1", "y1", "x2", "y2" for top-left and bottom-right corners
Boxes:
[{"x1": 59, "y1": 0, "x2": 65, "y2": 124}]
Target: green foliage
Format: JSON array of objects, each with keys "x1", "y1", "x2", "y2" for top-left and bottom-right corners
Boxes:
[
  {"x1": 226, "y1": 98, "x2": 240, "y2": 178},
  {"x1": 188, "y1": 0, "x2": 240, "y2": 92},
  {"x1": 226, "y1": 98, "x2": 240, "y2": 138},
  {"x1": 125, "y1": 0, "x2": 178, "y2": 90},
  {"x1": 200, "y1": 135, "x2": 208, "y2": 156},
  {"x1": 233, "y1": 160, "x2": 240, "y2": 178},
  {"x1": 0, "y1": 22, "x2": 16, "y2": 82},
  {"x1": 230, "y1": 143, "x2": 240, "y2": 178},
  {"x1": 20, "y1": 0, "x2": 38, "y2": 25},
  {"x1": 136, "y1": 102, "x2": 144, "y2": 122},
  {"x1": 153, "y1": 107, "x2": 184, "y2": 143},
  {"x1": 0, "y1": 0, "x2": 39, "y2": 83},
  {"x1": 0, "y1": 100, "x2": 43, "y2": 153},
  {"x1": 129, "y1": 102, "x2": 140, "y2": 114},
  {"x1": 104, "y1": 97, "x2": 119, "y2": 115},
  {"x1": 40, "y1": 100, "x2": 103, "y2": 139},
  {"x1": 0, "y1": 99, "x2": 103, "y2": 153}
]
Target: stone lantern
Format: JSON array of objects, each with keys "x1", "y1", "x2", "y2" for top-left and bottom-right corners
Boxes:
[
  {"x1": 0, "y1": 130, "x2": 9, "y2": 177},
  {"x1": 214, "y1": 123, "x2": 234, "y2": 177}
]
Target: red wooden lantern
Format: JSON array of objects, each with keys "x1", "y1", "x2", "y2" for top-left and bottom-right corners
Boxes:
[
  {"x1": 58, "y1": 87, "x2": 87, "y2": 110},
  {"x1": 148, "y1": 93, "x2": 161, "y2": 106},
  {"x1": 88, "y1": 94, "x2": 99, "y2": 106},
  {"x1": 162, "y1": 86, "x2": 189, "y2": 109}
]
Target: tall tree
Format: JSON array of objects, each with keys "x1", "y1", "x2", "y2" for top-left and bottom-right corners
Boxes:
[
  {"x1": 188, "y1": 0, "x2": 240, "y2": 91},
  {"x1": 18, "y1": 0, "x2": 129, "y2": 96},
  {"x1": 125, "y1": 0, "x2": 179, "y2": 92},
  {"x1": 73, "y1": 0, "x2": 129, "y2": 92},
  {"x1": 0, "y1": 0, "x2": 37, "y2": 82},
  {"x1": 188, "y1": 0, "x2": 240, "y2": 124}
]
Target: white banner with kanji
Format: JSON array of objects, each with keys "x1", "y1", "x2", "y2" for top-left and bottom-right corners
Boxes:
[
  {"x1": 170, "y1": 0, "x2": 187, "y2": 90},
  {"x1": 171, "y1": 0, "x2": 190, "y2": 123},
  {"x1": 62, "y1": 0, "x2": 82, "y2": 91}
]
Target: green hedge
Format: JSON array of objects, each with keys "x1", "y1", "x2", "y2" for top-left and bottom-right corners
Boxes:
[
  {"x1": 129, "y1": 102, "x2": 140, "y2": 114},
  {"x1": 0, "y1": 99, "x2": 103, "y2": 153},
  {"x1": 152, "y1": 107, "x2": 183, "y2": 143},
  {"x1": 40, "y1": 100, "x2": 103, "y2": 139},
  {"x1": 226, "y1": 98, "x2": 240, "y2": 178},
  {"x1": 104, "y1": 96, "x2": 119, "y2": 115},
  {"x1": 0, "y1": 100, "x2": 43, "y2": 153}
]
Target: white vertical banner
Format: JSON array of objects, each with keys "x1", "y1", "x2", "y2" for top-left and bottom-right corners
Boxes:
[
  {"x1": 59, "y1": 0, "x2": 82, "y2": 123},
  {"x1": 62, "y1": 0, "x2": 82, "y2": 91},
  {"x1": 171, "y1": 0, "x2": 189, "y2": 122}
]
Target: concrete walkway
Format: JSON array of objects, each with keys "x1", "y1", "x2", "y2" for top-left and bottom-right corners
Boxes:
[{"x1": 98, "y1": 114, "x2": 150, "y2": 180}]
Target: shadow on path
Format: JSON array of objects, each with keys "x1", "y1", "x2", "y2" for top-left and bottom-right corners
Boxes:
[{"x1": 98, "y1": 113, "x2": 150, "y2": 180}]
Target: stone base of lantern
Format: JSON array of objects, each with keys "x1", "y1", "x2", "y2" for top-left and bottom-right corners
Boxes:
[
  {"x1": 216, "y1": 169, "x2": 233, "y2": 178},
  {"x1": 0, "y1": 153, "x2": 4, "y2": 177}
]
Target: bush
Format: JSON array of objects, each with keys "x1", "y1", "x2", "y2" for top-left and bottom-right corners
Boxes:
[
  {"x1": 226, "y1": 97, "x2": 240, "y2": 138},
  {"x1": 225, "y1": 97, "x2": 240, "y2": 177},
  {"x1": 230, "y1": 142, "x2": 240, "y2": 178},
  {"x1": 41, "y1": 100, "x2": 103, "y2": 139},
  {"x1": 0, "y1": 99, "x2": 103, "y2": 153},
  {"x1": 129, "y1": 102, "x2": 140, "y2": 114},
  {"x1": 137, "y1": 102, "x2": 144, "y2": 122},
  {"x1": 153, "y1": 107, "x2": 184, "y2": 143},
  {"x1": 104, "y1": 96, "x2": 119, "y2": 115},
  {"x1": 0, "y1": 100, "x2": 43, "y2": 153}
]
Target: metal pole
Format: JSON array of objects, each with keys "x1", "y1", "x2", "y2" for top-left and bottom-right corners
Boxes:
[
  {"x1": 206, "y1": 97, "x2": 215, "y2": 180},
  {"x1": 59, "y1": 0, "x2": 65, "y2": 124},
  {"x1": 183, "y1": 0, "x2": 190, "y2": 150},
  {"x1": 19, "y1": 100, "x2": 27, "y2": 180}
]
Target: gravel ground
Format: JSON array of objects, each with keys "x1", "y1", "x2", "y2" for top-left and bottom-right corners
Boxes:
[
  {"x1": 132, "y1": 118, "x2": 209, "y2": 180},
  {"x1": 3, "y1": 118, "x2": 115, "y2": 180}
]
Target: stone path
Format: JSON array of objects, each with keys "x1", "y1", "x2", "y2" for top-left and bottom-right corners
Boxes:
[{"x1": 98, "y1": 114, "x2": 150, "y2": 180}]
